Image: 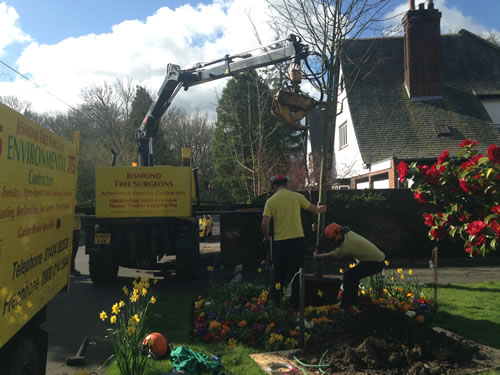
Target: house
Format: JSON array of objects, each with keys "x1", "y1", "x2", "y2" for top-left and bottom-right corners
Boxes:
[{"x1": 322, "y1": 0, "x2": 500, "y2": 189}]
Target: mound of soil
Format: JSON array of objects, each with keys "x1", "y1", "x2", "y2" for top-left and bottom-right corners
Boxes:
[{"x1": 297, "y1": 304, "x2": 490, "y2": 374}]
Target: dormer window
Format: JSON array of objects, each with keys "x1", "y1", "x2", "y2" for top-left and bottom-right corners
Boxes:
[{"x1": 479, "y1": 95, "x2": 500, "y2": 131}]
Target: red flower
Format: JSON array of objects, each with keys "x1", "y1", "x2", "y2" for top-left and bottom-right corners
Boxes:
[
  {"x1": 472, "y1": 234, "x2": 486, "y2": 246},
  {"x1": 438, "y1": 149, "x2": 449, "y2": 164},
  {"x1": 413, "y1": 191, "x2": 427, "y2": 203},
  {"x1": 397, "y1": 161, "x2": 409, "y2": 182},
  {"x1": 423, "y1": 213, "x2": 434, "y2": 226},
  {"x1": 492, "y1": 206, "x2": 500, "y2": 214},
  {"x1": 491, "y1": 220, "x2": 500, "y2": 237},
  {"x1": 417, "y1": 165, "x2": 429, "y2": 176},
  {"x1": 459, "y1": 179, "x2": 469, "y2": 192},
  {"x1": 465, "y1": 245, "x2": 480, "y2": 257},
  {"x1": 465, "y1": 220, "x2": 486, "y2": 236},
  {"x1": 459, "y1": 139, "x2": 479, "y2": 147},
  {"x1": 488, "y1": 144, "x2": 500, "y2": 164},
  {"x1": 430, "y1": 226, "x2": 447, "y2": 240},
  {"x1": 425, "y1": 165, "x2": 441, "y2": 185}
]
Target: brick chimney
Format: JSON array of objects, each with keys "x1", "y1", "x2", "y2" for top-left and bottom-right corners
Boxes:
[{"x1": 403, "y1": 0, "x2": 442, "y2": 99}]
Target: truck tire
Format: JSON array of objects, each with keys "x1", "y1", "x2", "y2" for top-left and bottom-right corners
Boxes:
[
  {"x1": 89, "y1": 252, "x2": 119, "y2": 284},
  {"x1": 4, "y1": 336, "x2": 41, "y2": 375}
]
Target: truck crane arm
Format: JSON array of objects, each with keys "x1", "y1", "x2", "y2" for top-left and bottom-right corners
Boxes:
[{"x1": 136, "y1": 34, "x2": 315, "y2": 166}]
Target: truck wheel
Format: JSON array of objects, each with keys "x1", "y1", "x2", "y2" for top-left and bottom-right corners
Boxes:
[
  {"x1": 4, "y1": 336, "x2": 40, "y2": 375},
  {"x1": 89, "y1": 252, "x2": 119, "y2": 284}
]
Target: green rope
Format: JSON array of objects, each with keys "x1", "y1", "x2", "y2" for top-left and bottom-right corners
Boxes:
[
  {"x1": 293, "y1": 356, "x2": 330, "y2": 368},
  {"x1": 293, "y1": 365, "x2": 309, "y2": 375}
]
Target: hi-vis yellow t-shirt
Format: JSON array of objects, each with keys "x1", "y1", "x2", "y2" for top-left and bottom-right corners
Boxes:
[
  {"x1": 263, "y1": 189, "x2": 311, "y2": 241},
  {"x1": 331, "y1": 231, "x2": 385, "y2": 262}
]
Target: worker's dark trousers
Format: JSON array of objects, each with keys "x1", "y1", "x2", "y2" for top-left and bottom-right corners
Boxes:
[
  {"x1": 271, "y1": 237, "x2": 305, "y2": 306},
  {"x1": 341, "y1": 260, "x2": 385, "y2": 308}
]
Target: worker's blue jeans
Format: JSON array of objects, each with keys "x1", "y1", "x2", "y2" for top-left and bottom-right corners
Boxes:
[{"x1": 342, "y1": 260, "x2": 385, "y2": 308}]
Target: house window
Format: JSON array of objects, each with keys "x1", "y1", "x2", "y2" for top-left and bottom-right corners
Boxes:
[
  {"x1": 480, "y1": 97, "x2": 500, "y2": 131},
  {"x1": 339, "y1": 122, "x2": 348, "y2": 149}
]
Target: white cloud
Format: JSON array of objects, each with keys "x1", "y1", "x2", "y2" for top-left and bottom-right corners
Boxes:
[
  {"x1": 0, "y1": 2, "x2": 31, "y2": 57},
  {"x1": 1, "y1": 0, "x2": 279, "y2": 115},
  {"x1": 385, "y1": 0, "x2": 498, "y2": 36}
]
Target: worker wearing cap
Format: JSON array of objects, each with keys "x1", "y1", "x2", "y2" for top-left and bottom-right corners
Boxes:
[
  {"x1": 262, "y1": 174, "x2": 327, "y2": 305},
  {"x1": 314, "y1": 223, "x2": 385, "y2": 309}
]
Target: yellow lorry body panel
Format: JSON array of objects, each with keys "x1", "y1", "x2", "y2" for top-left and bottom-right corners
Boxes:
[
  {"x1": 0, "y1": 103, "x2": 78, "y2": 348},
  {"x1": 95, "y1": 166, "x2": 192, "y2": 218}
]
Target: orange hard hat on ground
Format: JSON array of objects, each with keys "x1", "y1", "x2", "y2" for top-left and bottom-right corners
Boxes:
[{"x1": 143, "y1": 332, "x2": 169, "y2": 359}]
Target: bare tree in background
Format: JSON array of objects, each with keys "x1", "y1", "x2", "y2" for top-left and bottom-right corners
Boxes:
[{"x1": 267, "y1": 0, "x2": 395, "y2": 236}]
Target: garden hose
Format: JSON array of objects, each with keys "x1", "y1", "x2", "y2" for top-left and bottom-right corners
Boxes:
[{"x1": 293, "y1": 355, "x2": 331, "y2": 370}]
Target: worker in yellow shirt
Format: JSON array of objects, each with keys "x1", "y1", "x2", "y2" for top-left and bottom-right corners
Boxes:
[
  {"x1": 261, "y1": 174, "x2": 327, "y2": 305},
  {"x1": 314, "y1": 223, "x2": 386, "y2": 309}
]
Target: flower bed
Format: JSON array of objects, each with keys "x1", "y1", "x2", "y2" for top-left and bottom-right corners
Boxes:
[{"x1": 192, "y1": 267, "x2": 434, "y2": 351}]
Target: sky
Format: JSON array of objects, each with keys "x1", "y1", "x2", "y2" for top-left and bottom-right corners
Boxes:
[{"x1": 0, "y1": 0, "x2": 499, "y2": 116}]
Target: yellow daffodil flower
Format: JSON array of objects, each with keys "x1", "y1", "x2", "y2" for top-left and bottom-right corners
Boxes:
[
  {"x1": 317, "y1": 290, "x2": 324, "y2": 297},
  {"x1": 130, "y1": 294, "x2": 138, "y2": 303},
  {"x1": 400, "y1": 274, "x2": 405, "y2": 280},
  {"x1": 122, "y1": 286, "x2": 129, "y2": 296},
  {"x1": 111, "y1": 303, "x2": 120, "y2": 315},
  {"x1": 150, "y1": 296, "x2": 157, "y2": 304},
  {"x1": 141, "y1": 288, "x2": 147, "y2": 296},
  {"x1": 207, "y1": 266, "x2": 214, "y2": 272},
  {"x1": 129, "y1": 314, "x2": 140, "y2": 325},
  {"x1": 119, "y1": 300, "x2": 125, "y2": 308},
  {"x1": 391, "y1": 276, "x2": 395, "y2": 281},
  {"x1": 261, "y1": 259, "x2": 266, "y2": 265},
  {"x1": 110, "y1": 315, "x2": 117, "y2": 324},
  {"x1": 349, "y1": 263, "x2": 356, "y2": 268},
  {"x1": 384, "y1": 260, "x2": 390, "y2": 266},
  {"x1": 397, "y1": 268, "x2": 403, "y2": 274},
  {"x1": 408, "y1": 269, "x2": 413, "y2": 275},
  {"x1": 127, "y1": 326, "x2": 136, "y2": 336},
  {"x1": 275, "y1": 282, "x2": 281, "y2": 290},
  {"x1": 339, "y1": 268, "x2": 343, "y2": 273},
  {"x1": 258, "y1": 268, "x2": 262, "y2": 273},
  {"x1": 99, "y1": 311, "x2": 108, "y2": 321}
]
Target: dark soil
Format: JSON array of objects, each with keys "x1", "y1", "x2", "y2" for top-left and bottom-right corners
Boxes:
[{"x1": 296, "y1": 303, "x2": 489, "y2": 375}]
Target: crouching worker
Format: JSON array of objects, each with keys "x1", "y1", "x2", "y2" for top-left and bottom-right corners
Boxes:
[{"x1": 313, "y1": 223, "x2": 385, "y2": 309}]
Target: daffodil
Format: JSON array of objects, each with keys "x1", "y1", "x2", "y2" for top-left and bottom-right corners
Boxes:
[
  {"x1": 258, "y1": 268, "x2": 262, "y2": 273},
  {"x1": 141, "y1": 288, "x2": 148, "y2": 296},
  {"x1": 129, "y1": 314, "x2": 140, "y2": 325},
  {"x1": 400, "y1": 274, "x2": 405, "y2": 280},
  {"x1": 119, "y1": 300, "x2": 125, "y2": 308},
  {"x1": 127, "y1": 326, "x2": 136, "y2": 336},
  {"x1": 339, "y1": 268, "x2": 343, "y2": 273},
  {"x1": 110, "y1": 315, "x2": 117, "y2": 324},
  {"x1": 99, "y1": 311, "x2": 108, "y2": 321},
  {"x1": 275, "y1": 282, "x2": 281, "y2": 290},
  {"x1": 130, "y1": 294, "x2": 138, "y2": 303},
  {"x1": 111, "y1": 303, "x2": 120, "y2": 314},
  {"x1": 408, "y1": 269, "x2": 413, "y2": 275},
  {"x1": 317, "y1": 289, "x2": 324, "y2": 297},
  {"x1": 207, "y1": 266, "x2": 214, "y2": 272},
  {"x1": 261, "y1": 259, "x2": 266, "y2": 265},
  {"x1": 349, "y1": 263, "x2": 356, "y2": 268},
  {"x1": 384, "y1": 260, "x2": 390, "y2": 266},
  {"x1": 397, "y1": 268, "x2": 403, "y2": 274},
  {"x1": 150, "y1": 296, "x2": 157, "y2": 304},
  {"x1": 122, "y1": 286, "x2": 129, "y2": 296}
]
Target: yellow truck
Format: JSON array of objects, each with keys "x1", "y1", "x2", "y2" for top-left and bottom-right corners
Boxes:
[
  {"x1": 0, "y1": 103, "x2": 79, "y2": 374},
  {"x1": 84, "y1": 151, "x2": 200, "y2": 282}
]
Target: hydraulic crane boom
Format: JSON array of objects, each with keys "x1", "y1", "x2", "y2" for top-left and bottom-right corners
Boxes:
[{"x1": 135, "y1": 34, "x2": 314, "y2": 166}]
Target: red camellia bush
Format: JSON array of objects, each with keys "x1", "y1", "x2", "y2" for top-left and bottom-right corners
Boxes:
[{"x1": 398, "y1": 140, "x2": 499, "y2": 257}]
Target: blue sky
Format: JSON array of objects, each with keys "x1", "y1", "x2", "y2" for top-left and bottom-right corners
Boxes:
[{"x1": 0, "y1": 0, "x2": 499, "y2": 114}]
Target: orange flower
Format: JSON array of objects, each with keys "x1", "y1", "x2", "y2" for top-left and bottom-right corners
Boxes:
[
  {"x1": 238, "y1": 320, "x2": 248, "y2": 328},
  {"x1": 415, "y1": 315, "x2": 425, "y2": 323}
]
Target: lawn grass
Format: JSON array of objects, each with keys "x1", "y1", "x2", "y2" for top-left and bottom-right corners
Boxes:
[
  {"x1": 424, "y1": 281, "x2": 500, "y2": 349},
  {"x1": 106, "y1": 289, "x2": 266, "y2": 375}
]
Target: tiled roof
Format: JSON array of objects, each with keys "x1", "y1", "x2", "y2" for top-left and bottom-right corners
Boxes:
[{"x1": 341, "y1": 29, "x2": 500, "y2": 164}]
